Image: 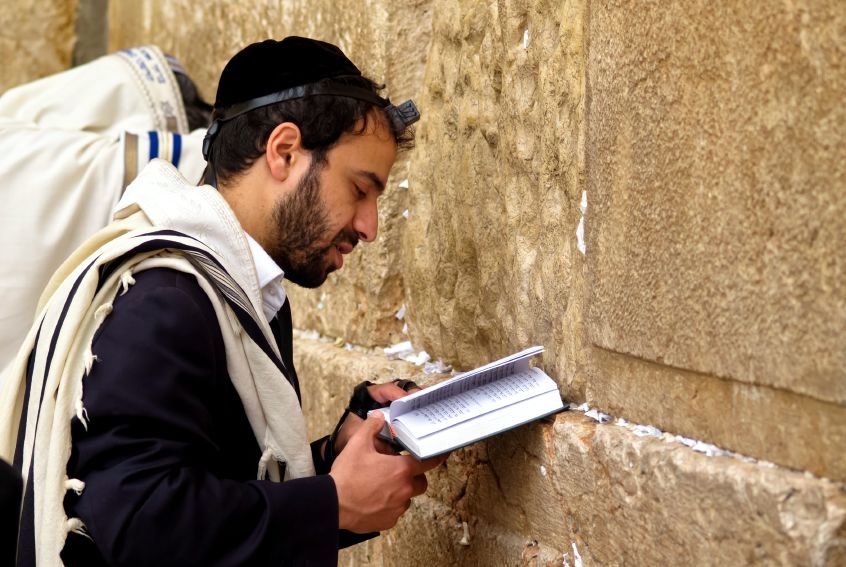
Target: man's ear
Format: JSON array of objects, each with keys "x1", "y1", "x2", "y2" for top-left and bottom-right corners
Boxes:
[{"x1": 266, "y1": 122, "x2": 304, "y2": 181}]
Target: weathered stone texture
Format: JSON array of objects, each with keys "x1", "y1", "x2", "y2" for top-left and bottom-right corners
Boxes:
[
  {"x1": 320, "y1": 397, "x2": 846, "y2": 566},
  {"x1": 584, "y1": 0, "x2": 846, "y2": 482},
  {"x1": 403, "y1": 0, "x2": 588, "y2": 402},
  {"x1": 293, "y1": 338, "x2": 846, "y2": 565},
  {"x1": 554, "y1": 415, "x2": 846, "y2": 566},
  {"x1": 587, "y1": 347, "x2": 846, "y2": 482},
  {"x1": 0, "y1": 0, "x2": 76, "y2": 93},
  {"x1": 585, "y1": 1, "x2": 846, "y2": 403}
]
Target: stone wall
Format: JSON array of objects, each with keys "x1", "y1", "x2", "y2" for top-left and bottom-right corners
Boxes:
[
  {"x1": 0, "y1": 0, "x2": 77, "y2": 92},
  {"x1": 4, "y1": 0, "x2": 844, "y2": 564},
  {"x1": 585, "y1": 0, "x2": 846, "y2": 484}
]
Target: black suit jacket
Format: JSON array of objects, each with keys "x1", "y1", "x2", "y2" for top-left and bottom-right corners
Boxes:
[{"x1": 60, "y1": 268, "x2": 367, "y2": 566}]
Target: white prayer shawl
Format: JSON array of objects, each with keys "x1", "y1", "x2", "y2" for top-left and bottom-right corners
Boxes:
[
  {"x1": 0, "y1": 46, "x2": 207, "y2": 369},
  {"x1": 0, "y1": 159, "x2": 313, "y2": 566}
]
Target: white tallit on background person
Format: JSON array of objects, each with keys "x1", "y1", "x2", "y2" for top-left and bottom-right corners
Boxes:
[{"x1": 0, "y1": 46, "x2": 211, "y2": 370}]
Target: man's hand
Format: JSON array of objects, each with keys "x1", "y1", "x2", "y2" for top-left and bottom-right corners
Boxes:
[
  {"x1": 329, "y1": 411, "x2": 447, "y2": 533},
  {"x1": 333, "y1": 382, "x2": 417, "y2": 454}
]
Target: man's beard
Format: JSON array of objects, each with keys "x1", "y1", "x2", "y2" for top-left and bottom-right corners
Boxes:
[{"x1": 267, "y1": 159, "x2": 358, "y2": 288}]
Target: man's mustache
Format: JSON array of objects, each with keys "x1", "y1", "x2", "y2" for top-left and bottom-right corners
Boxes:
[{"x1": 330, "y1": 229, "x2": 359, "y2": 252}]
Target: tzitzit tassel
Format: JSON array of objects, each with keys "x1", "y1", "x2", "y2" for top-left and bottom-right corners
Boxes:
[
  {"x1": 65, "y1": 478, "x2": 86, "y2": 495},
  {"x1": 119, "y1": 269, "x2": 136, "y2": 295},
  {"x1": 93, "y1": 302, "x2": 113, "y2": 327},
  {"x1": 74, "y1": 397, "x2": 90, "y2": 431},
  {"x1": 257, "y1": 448, "x2": 274, "y2": 481},
  {"x1": 66, "y1": 518, "x2": 92, "y2": 539},
  {"x1": 83, "y1": 349, "x2": 100, "y2": 375}
]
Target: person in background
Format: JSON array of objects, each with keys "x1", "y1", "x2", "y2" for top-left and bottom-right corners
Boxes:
[
  {"x1": 0, "y1": 36, "x2": 443, "y2": 566},
  {"x1": 0, "y1": 46, "x2": 212, "y2": 370}
]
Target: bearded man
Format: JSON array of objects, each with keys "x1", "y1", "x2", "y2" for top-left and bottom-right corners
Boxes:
[{"x1": 0, "y1": 36, "x2": 443, "y2": 566}]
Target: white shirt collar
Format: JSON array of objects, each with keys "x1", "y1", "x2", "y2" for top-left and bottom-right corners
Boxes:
[{"x1": 244, "y1": 232, "x2": 287, "y2": 323}]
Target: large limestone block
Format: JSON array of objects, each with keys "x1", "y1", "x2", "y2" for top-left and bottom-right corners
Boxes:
[
  {"x1": 0, "y1": 0, "x2": 76, "y2": 93},
  {"x1": 586, "y1": 347, "x2": 846, "y2": 482},
  {"x1": 336, "y1": 409, "x2": 846, "y2": 566},
  {"x1": 553, "y1": 416, "x2": 846, "y2": 566},
  {"x1": 108, "y1": 0, "x2": 432, "y2": 348},
  {"x1": 403, "y1": 0, "x2": 588, "y2": 399},
  {"x1": 585, "y1": 1, "x2": 846, "y2": 405}
]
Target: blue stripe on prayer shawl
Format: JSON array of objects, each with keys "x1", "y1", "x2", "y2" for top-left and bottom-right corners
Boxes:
[
  {"x1": 148, "y1": 131, "x2": 159, "y2": 160},
  {"x1": 172, "y1": 133, "x2": 182, "y2": 168}
]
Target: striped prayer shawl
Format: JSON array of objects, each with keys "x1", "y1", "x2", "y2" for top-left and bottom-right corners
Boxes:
[{"x1": 0, "y1": 165, "x2": 313, "y2": 566}]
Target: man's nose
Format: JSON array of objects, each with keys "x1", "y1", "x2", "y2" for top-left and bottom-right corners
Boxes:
[{"x1": 353, "y1": 198, "x2": 378, "y2": 243}]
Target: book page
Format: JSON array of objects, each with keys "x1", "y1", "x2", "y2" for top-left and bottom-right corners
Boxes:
[
  {"x1": 388, "y1": 346, "x2": 544, "y2": 420},
  {"x1": 405, "y1": 388, "x2": 564, "y2": 459},
  {"x1": 392, "y1": 368, "x2": 555, "y2": 438}
]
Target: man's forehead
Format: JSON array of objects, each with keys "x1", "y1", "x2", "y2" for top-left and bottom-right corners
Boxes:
[{"x1": 326, "y1": 122, "x2": 397, "y2": 186}]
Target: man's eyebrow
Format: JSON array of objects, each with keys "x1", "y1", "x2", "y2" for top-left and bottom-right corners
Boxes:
[{"x1": 355, "y1": 170, "x2": 386, "y2": 194}]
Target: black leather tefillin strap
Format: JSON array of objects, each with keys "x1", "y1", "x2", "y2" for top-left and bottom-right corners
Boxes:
[
  {"x1": 346, "y1": 381, "x2": 383, "y2": 420},
  {"x1": 324, "y1": 379, "x2": 420, "y2": 465}
]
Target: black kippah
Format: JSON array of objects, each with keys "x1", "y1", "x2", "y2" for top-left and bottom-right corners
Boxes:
[
  {"x1": 213, "y1": 36, "x2": 363, "y2": 110},
  {"x1": 202, "y1": 36, "x2": 420, "y2": 165}
]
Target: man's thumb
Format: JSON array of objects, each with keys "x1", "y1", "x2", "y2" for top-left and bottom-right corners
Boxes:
[{"x1": 364, "y1": 410, "x2": 388, "y2": 437}]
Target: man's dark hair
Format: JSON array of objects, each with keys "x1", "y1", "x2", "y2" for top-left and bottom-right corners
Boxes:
[
  {"x1": 173, "y1": 71, "x2": 213, "y2": 131},
  {"x1": 202, "y1": 76, "x2": 414, "y2": 187},
  {"x1": 166, "y1": 53, "x2": 213, "y2": 132}
]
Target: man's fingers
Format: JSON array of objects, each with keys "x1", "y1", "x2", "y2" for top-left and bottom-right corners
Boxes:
[
  {"x1": 366, "y1": 383, "x2": 407, "y2": 404},
  {"x1": 363, "y1": 409, "x2": 387, "y2": 437},
  {"x1": 410, "y1": 473, "x2": 428, "y2": 497}
]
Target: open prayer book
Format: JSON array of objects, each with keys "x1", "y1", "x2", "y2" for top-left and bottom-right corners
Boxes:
[{"x1": 375, "y1": 346, "x2": 564, "y2": 460}]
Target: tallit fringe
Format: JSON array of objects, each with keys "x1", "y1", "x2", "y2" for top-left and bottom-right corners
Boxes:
[
  {"x1": 74, "y1": 398, "x2": 89, "y2": 431},
  {"x1": 66, "y1": 518, "x2": 91, "y2": 540},
  {"x1": 65, "y1": 477, "x2": 85, "y2": 495},
  {"x1": 257, "y1": 447, "x2": 274, "y2": 481},
  {"x1": 119, "y1": 269, "x2": 136, "y2": 295},
  {"x1": 77, "y1": 349, "x2": 97, "y2": 430},
  {"x1": 83, "y1": 350, "x2": 100, "y2": 374},
  {"x1": 93, "y1": 302, "x2": 113, "y2": 327}
]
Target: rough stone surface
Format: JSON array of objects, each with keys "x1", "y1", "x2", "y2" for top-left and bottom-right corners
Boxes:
[
  {"x1": 547, "y1": 414, "x2": 846, "y2": 566},
  {"x1": 306, "y1": 385, "x2": 846, "y2": 566},
  {"x1": 586, "y1": 347, "x2": 846, "y2": 482},
  {"x1": 403, "y1": 0, "x2": 588, "y2": 402},
  {"x1": 585, "y1": 1, "x2": 846, "y2": 405},
  {"x1": 0, "y1": 0, "x2": 76, "y2": 93}
]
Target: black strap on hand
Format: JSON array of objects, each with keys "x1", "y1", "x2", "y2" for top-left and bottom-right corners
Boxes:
[
  {"x1": 325, "y1": 380, "x2": 379, "y2": 465},
  {"x1": 324, "y1": 379, "x2": 421, "y2": 465},
  {"x1": 346, "y1": 381, "x2": 383, "y2": 419}
]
